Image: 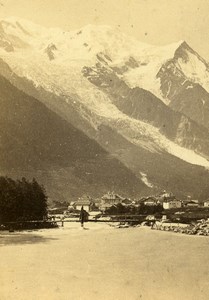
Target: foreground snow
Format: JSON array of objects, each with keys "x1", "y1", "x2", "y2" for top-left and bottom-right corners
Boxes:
[{"x1": 0, "y1": 223, "x2": 209, "y2": 300}]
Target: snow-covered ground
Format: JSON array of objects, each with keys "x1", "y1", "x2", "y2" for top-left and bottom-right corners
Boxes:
[{"x1": 0, "y1": 223, "x2": 209, "y2": 300}]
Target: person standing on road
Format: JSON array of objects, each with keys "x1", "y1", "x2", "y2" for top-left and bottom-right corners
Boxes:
[{"x1": 80, "y1": 206, "x2": 87, "y2": 228}]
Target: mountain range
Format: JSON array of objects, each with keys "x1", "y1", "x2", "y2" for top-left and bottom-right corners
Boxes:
[{"x1": 0, "y1": 17, "x2": 209, "y2": 201}]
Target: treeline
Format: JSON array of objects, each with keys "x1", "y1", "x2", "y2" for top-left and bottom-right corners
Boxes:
[{"x1": 0, "y1": 176, "x2": 47, "y2": 223}]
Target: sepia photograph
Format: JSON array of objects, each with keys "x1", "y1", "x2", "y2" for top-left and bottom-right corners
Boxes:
[{"x1": 0, "y1": 0, "x2": 209, "y2": 299}]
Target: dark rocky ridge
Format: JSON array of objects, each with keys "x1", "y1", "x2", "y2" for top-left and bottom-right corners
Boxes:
[{"x1": 157, "y1": 42, "x2": 209, "y2": 131}]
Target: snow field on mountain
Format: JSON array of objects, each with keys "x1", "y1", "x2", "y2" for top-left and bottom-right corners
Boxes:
[
  {"x1": 2, "y1": 48, "x2": 209, "y2": 168},
  {"x1": 1, "y1": 18, "x2": 209, "y2": 168},
  {"x1": 140, "y1": 172, "x2": 153, "y2": 188}
]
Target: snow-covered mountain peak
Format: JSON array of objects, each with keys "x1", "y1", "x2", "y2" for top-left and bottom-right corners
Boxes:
[
  {"x1": 0, "y1": 17, "x2": 67, "y2": 52},
  {"x1": 157, "y1": 38, "x2": 209, "y2": 101},
  {"x1": 0, "y1": 17, "x2": 208, "y2": 97},
  {"x1": 0, "y1": 17, "x2": 209, "y2": 99},
  {"x1": 1, "y1": 17, "x2": 207, "y2": 98},
  {"x1": 0, "y1": 17, "x2": 209, "y2": 172},
  {"x1": 0, "y1": 17, "x2": 46, "y2": 50},
  {"x1": 0, "y1": 17, "x2": 197, "y2": 59},
  {"x1": 0, "y1": 17, "x2": 188, "y2": 65},
  {"x1": 0, "y1": 18, "x2": 152, "y2": 60},
  {"x1": 1, "y1": 16, "x2": 46, "y2": 36}
]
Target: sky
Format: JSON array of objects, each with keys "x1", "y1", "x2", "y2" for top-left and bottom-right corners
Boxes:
[{"x1": 0, "y1": 0, "x2": 208, "y2": 59}]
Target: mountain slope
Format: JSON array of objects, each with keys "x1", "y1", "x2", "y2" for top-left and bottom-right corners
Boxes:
[
  {"x1": 0, "y1": 19, "x2": 208, "y2": 166},
  {"x1": 0, "y1": 54, "x2": 209, "y2": 199},
  {"x1": 0, "y1": 74, "x2": 150, "y2": 200},
  {"x1": 0, "y1": 18, "x2": 209, "y2": 198},
  {"x1": 82, "y1": 58, "x2": 209, "y2": 158},
  {"x1": 169, "y1": 83, "x2": 209, "y2": 130}
]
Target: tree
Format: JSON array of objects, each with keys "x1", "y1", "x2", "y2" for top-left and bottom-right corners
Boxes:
[
  {"x1": 138, "y1": 202, "x2": 163, "y2": 215},
  {"x1": 0, "y1": 176, "x2": 48, "y2": 223},
  {"x1": 106, "y1": 203, "x2": 133, "y2": 215}
]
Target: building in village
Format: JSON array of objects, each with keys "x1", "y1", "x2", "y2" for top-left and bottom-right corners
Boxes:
[
  {"x1": 152, "y1": 190, "x2": 182, "y2": 209},
  {"x1": 99, "y1": 192, "x2": 124, "y2": 212},
  {"x1": 163, "y1": 199, "x2": 182, "y2": 210},
  {"x1": 203, "y1": 200, "x2": 209, "y2": 207},
  {"x1": 184, "y1": 200, "x2": 199, "y2": 207},
  {"x1": 121, "y1": 198, "x2": 133, "y2": 206},
  {"x1": 143, "y1": 197, "x2": 158, "y2": 206},
  {"x1": 101, "y1": 192, "x2": 124, "y2": 205},
  {"x1": 92, "y1": 198, "x2": 102, "y2": 209},
  {"x1": 99, "y1": 203, "x2": 113, "y2": 213},
  {"x1": 157, "y1": 190, "x2": 176, "y2": 203},
  {"x1": 75, "y1": 195, "x2": 92, "y2": 212}
]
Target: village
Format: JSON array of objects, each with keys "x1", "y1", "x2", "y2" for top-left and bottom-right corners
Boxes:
[
  {"x1": 49, "y1": 190, "x2": 209, "y2": 214},
  {"x1": 47, "y1": 191, "x2": 209, "y2": 236}
]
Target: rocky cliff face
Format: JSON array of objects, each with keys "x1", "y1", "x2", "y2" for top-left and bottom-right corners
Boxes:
[{"x1": 157, "y1": 42, "x2": 209, "y2": 130}]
